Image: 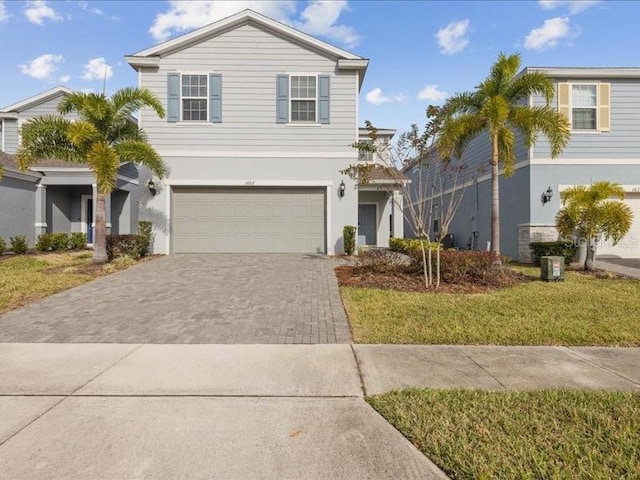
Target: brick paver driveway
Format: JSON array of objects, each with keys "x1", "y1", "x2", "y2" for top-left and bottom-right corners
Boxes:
[{"x1": 0, "y1": 255, "x2": 351, "y2": 344}]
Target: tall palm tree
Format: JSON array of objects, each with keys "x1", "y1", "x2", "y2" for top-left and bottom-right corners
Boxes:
[
  {"x1": 556, "y1": 182, "x2": 633, "y2": 271},
  {"x1": 438, "y1": 52, "x2": 571, "y2": 266},
  {"x1": 17, "y1": 88, "x2": 166, "y2": 264}
]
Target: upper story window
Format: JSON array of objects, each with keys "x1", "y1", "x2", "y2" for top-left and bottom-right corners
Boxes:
[
  {"x1": 181, "y1": 74, "x2": 208, "y2": 121},
  {"x1": 571, "y1": 84, "x2": 597, "y2": 130},
  {"x1": 358, "y1": 140, "x2": 374, "y2": 162},
  {"x1": 290, "y1": 76, "x2": 317, "y2": 123}
]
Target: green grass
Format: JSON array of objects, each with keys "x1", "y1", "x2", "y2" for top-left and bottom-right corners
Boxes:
[
  {"x1": 0, "y1": 251, "x2": 134, "y2": 314},
  {"x1": 341, "y1": 267, "x2": 640, "y2": 346},
  {"x1": 368, "y1": 388, "x2": 640, "y2": 480}
]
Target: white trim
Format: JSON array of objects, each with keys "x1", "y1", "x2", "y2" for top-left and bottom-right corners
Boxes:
[
  {"x1": 80, "y1": 194, "x2": 93, "y2": 241},
  {"x1": 558, "y1": 184, "x2": 640, "y2": 193},
  {"x1": 1, "y1": 118, "x2": 4, "y2": 151},
  {"x1": 289, "y1": 73, "x2": 318, "y2": 124},
  {"x1": 180, "y1": 72, "x2": 209, "y2": 122},
  {"x1": 165, "y1": 179, "x2": 333, "y2": 187},
  {"x1": 284, "y1": 123, "x2": 322, "y2": 127},
  {"x1": 34, "y1": 222, "x2": 47, "y2": 228},
  {"x1": 137, "y1": 70, "x2": 143, "y2": 128},
  {"x1": 358, "y1": 202, "x2": 379, "y2": 246},
  {"x1": 1, "y1": 86, "x2": 73, "y2": 113},
  {"x1": 531, "y1": 158, "x2": 640, "y2": 165},
  {"x1": 325, "y1": 185, "x2": 332, "y2": 255},
  {"x1": 523, "y1": 67, "x2": 640, "y2": 79},
  {"x1": 355, "y1": 72, "x2": 359, "y2": 145},
  {"x1": 156, "y1": 150, "x2": 354, "y2": 159},
  {"x1": 129, "y1": 10, "x2": 363, "y2": 61},
  {"x1": 29, "y1": 167, "x2": 91, "y2": 173},
  {"x1": 569, "y1": 82, "x2": 599, "y2": 132},
  {"x1": 3, "y1": 168, "x2": 40, "y2": 182},
  {"x1": 165, "y1": 187, "x2": 171, "y2": 255}
]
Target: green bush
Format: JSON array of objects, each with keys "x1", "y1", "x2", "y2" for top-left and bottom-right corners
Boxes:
[
  {"x1": 69, "y1": 232, "x2": 87, "y2": 250},
  {"x1": 0, "y1": 237, "x2": 6, "y2": 253},
  {"x1": 50, "y1": 232, "x2": 70, "y2": 251},
  {"x1": 10, "y1": 235, "x2": 28, "y2": 254},
  {"x1": 36, "y1": 233, "x2": 53, "y2": 251},
  {"x1": 137, "y1": 221, "x2": 153, "y2": 257},
  {"x1": 343, "y1": 225, "x2": 356, "y2": 255},
  {"x1": 529, "y1": 241, "x2": 578, "y2": 266},
  {"x1": 106, "y1": 234, "x2": 147, "y2": 260},
  {"x1": 389, "y1": 237, "x2": 441, "y2": 254}
]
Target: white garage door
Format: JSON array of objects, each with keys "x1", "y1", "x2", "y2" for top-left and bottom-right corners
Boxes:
[
  {"x1": 597, "y1": 193, "x2": 640, "y2": 258},
  {"x1": 171, "y1": 187, "x2": 326, "y2": 253}
]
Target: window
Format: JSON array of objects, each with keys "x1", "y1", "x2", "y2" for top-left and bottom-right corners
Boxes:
[
  {"x1": 358, "y1": 140, "x2": 374, "y2": 162},
  {"x1": 290, "y1": 76, "x2": 316, "y2": 123},
  {"x1": 571, "y1": 84, "x2": 597, "y2": 130},
  {"x1": 181, "y1": 74, "x2": 208, "y2": 121}
]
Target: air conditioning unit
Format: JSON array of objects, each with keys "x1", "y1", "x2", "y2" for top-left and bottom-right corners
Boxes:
[{"x1": 540, "y1": 256, "x2": 565, "y2": 282}]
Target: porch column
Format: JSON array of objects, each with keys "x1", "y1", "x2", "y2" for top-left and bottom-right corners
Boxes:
[
  {"x1": 91, "y1": 184, "x2": 97, "y2": 237},
  {"x1": 392, "y1": 191, "x2": 404, "y2": 238},
  {"x1": 34, "y1": 183, "x2": 47, "y2": 238},
  {"x1": 105, "y1": 193, "x2": 112, "y2": 235}
]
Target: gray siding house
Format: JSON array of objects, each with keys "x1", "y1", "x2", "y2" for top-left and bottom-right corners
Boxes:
[
  {"x1": 0, "y1": 87, "x2": 141, "y2": 247},
  {"x1": 409, "y1": 67, "x2": 640, "y2": 261},
  {"x1": 125, "y1": 9, "x2": 373, "y2": 254}
]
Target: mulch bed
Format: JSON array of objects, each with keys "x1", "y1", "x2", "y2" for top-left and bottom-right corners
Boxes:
[{"x1": 335, "y1": 265, "x2": 527, "y2": 294}]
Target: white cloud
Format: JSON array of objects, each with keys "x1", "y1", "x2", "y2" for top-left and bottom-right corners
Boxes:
[
  {"x1": 435, "y1": 19, "x2": 470, "y2": 55},
  {"x1": 78, "y1": 1, "x2": 118, "y2": 20},
  {"x1": 393, "y1": 93, "x2": 408, "y2": 103},
  {"x1": 59, "y1": 74, "x2": 71, "y2": 83},
  {"x1": 366, "y1": 88, "x2": 392, "y2": 106},
  {"x1": 149, "y1": 1, "x2": 296, "y2": 41},
  {"x1": 417, "y1": 85, "x2": 449, "y2": 103},
  {"x1": 524, "y1": 16, "x2": 572, "y2": 50},
  {"x1": 19, "y1": 54, "x2": 64, "y2": 80},
  {"x1": 148, "y1": 0, "x2": 360, "y2": 48},
  {"x1": 81, "y1": 57, "x2": 113, "y2": 81},
  {"x1": 539, "y1": 0, "x2": 599, "y2": 14},
  {"x1": 24, "y1": 0, "x2": 61, "y2": 25},
  {"x1": 0, "y1": 1, "x2": 8, "y2": 23}
]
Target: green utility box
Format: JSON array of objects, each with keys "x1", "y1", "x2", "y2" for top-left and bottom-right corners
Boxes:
[{"x1": 540, "y1": 256, "x2": 565, "y2": 282}]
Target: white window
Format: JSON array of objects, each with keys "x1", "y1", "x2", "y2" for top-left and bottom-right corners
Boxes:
[
  {"x1": 290, "y1": 76, "x2": 317, "y2": 123},
  {"x1": 181, "y1": 74, "x2": 208, "y2": 121},
  {"x1": 571, "y1": 84, "x2": 597, "y2": 130}
]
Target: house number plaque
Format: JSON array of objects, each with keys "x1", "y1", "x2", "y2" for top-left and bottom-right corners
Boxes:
[{"x1": 245, "y1": 180, "x2": 256, "y2": 185}]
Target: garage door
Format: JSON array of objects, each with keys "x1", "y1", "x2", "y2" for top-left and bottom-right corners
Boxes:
[
  {"x1": 171, "y1": 187, "x2": 326, "y2": 253},
  {"x1": 597, "y1": 193, "x2": 640, "y2": 258}
]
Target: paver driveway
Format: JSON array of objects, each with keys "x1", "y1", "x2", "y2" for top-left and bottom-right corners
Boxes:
[{"x1": 0, "y1": 254, "x2": 351, "y2": 344}]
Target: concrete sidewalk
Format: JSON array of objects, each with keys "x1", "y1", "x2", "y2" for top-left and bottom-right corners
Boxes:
[{"x1": 1, "y1": 344, "x2": 638, "y2": 479}]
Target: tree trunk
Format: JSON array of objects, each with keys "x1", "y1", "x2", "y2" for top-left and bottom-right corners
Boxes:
[
  {"x1": 584, "y1": 236, "x2": 596, "y2": 271},
  {"x1": 93, "y1": 192, "x2": 108, "y2": 264},
  {"x1": 420, "y1": 239, "x2": 429, "y2": 289},
  {"x1": 490, "y1": 134, "x2": 502, "y2": 267}
]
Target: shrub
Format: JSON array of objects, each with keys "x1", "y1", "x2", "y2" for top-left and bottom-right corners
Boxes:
[
  {"x1": 389, "y1": 237, "x2": 441, "y2": 254},
  {"x1": 0, "y1": 237, "x2": 6, "y2": 253},
  {"x1": 343, "y1": 225, "x2": 356, "y2": 255},
  {"x1": 36, "y1": 233, "x2": 53, "y2": 252},
  {"x1": 10, "y1": 235, "x2": 28, "y2": 254},
  {"x1": 529, "y1": 241, "x2": 578, "y2": 266},
  {"x1": 137, "y1": 221, "x2": 153, "y2": 257},
  {"x1": 106, "y1": 234, "x2": 147, "y2": 260},
  {"x1": 355, "y1": 249, "x2": 402, "y2": 273},
  {"x1": 69, "y1": 232, "x2": 87, "y2": 250},
  {"x1": 50, "y1": 232, "x2": 70, "y2": 251}
]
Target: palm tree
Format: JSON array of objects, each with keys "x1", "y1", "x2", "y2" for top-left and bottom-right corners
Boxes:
[
  {"x1": 17, "y1": 88, "x2": 166, "y2": 264},
  {"x1": 438, "y1": 52, "x2": 571, "y2": 266},
  {"x1": 556, "y1": 182, "x2": 633, "y2": 271}
]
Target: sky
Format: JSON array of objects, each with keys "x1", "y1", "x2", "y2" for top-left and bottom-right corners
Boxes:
[{"x1": 0, "y1": 0, "x2": 638, "y2": 132}]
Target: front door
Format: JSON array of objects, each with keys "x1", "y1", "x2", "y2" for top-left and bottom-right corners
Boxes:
[
  {"x1": 358, "y1": 204, "x2": 377, "y2": 246},
  {"x1": 86, "y1": 198, "x2": 94, "y2": 244}
]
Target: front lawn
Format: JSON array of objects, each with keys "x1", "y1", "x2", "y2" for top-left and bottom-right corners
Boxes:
[
  {"x1": 340, "y1": 266, "x2": 640, "y2": 345},
  {"x1": 368, "y1": 388, "x2": 640, "y2": 480},
  {"x1": 0, "y1": 251, "x2": 145, "y2": 315}
]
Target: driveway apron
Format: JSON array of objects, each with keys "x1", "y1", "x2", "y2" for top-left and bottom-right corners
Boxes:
[{"x1": 0, "y1": 254, "x2": 351, "y2": 344}]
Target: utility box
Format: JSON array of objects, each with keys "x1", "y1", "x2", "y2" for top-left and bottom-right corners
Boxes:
[{"x1": 540, "y1": 256, "x2": 565, "y2": 282}]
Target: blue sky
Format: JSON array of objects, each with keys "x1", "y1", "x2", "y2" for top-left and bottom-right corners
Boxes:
[{"x1": 0, "y1": 0, "x2": 638, "y2": 132}]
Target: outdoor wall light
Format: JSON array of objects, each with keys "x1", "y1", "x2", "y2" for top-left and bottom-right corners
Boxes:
[
  {"x1": 541, "y1": 186, "x2": 553, "y2": 204},
  {"x1": 338, "y1": 180, "x2": 346, "y2": 198},
  {"x1": 147, "y1": 179, "x2": 157, "y2": 196}
]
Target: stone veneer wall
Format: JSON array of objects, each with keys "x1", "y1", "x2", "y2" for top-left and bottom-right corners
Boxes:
[{"x1": 518, "y1": 224, "x2": 559, "y2": 263}]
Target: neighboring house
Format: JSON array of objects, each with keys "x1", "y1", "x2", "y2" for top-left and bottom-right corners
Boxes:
[
  {"x1": 125, "y1": 9, "x2": 373, "y2": 254},
  {"x1": 356, "y1": 127, "x2": 404, "y2": 248},
  {"x1": 408, "y1": 67, "x2": 640, "y2": 262},
  {"x1": 0, "y1": 86, "x2": 140, "y2": 246}
]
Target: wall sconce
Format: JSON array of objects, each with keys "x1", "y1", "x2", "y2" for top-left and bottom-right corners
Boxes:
[
  {"x1": 338, "y1": 180, "x2": 346, "y2": 198},
  {"x1": 541, "y1": 186, "x2": 553, "y2": 204},
  {"x1": 147, "y1": 179, "x2": 157, "y2": 196}
]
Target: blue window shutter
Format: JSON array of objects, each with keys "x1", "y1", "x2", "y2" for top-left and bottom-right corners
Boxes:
[
  {"x1": 318, "y1": 75, "x2": 330, "y2": 124},
  {"x1": 167, "y1": 73, "x2": 180, "y2": 123},
  {"x1": 276, "y1": 74, "x2": 289, "y2": 124},
  {"x1": 209, "y1": 74, "x2": 222, "y2": 123}
]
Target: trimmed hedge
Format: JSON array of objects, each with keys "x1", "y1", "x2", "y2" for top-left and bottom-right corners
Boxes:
[
  {"x1": 10, "y1": 235, "x2": 28, "y2": 254},
  {"x1": 69, "y1": 232, "x2": 87, "y2": 250},
  {"x1": 106, "y1": 234, "x2": 147, "y2": 260},
  {"x1": 137, "y1": 221, "x2": 153, "y2": 257},
  {"x1": 389, "y1": 237, "x2": 441, "y2": 254},
  {"x1": 50, "y1": 233, "x2": 70, "y2": 251},
  {"x1": 343, "y1": 225, "x2": 356, "y2": 255},
  {"x1": 36, "y1": 232, "x2": 87, "y2": 251},
  {"x1": 0, "y1": 237, "x2": 6, "y2": 253},
  {"x1": 529, "y1": 241, "x2": 578, "y2": 266}
]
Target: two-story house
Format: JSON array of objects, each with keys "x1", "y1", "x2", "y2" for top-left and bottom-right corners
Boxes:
[
  {"x1": 125, "y1": 9, "x2": 374, "y2": 255},
  {"x1": 0, "y1": 87, "x2": 140, "y2": 246},
  {"x1": 410, "y1": 67, "x2": 640, "y2": 262}
]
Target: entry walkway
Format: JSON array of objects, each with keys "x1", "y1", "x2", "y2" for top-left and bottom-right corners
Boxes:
[{"x1": 1, "y1": 344, "x2": 638, "y2": 479}]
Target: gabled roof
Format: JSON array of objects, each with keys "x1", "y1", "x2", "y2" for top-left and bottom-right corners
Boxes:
[
  {"x1": 519, "y1": 67, "x2": 640, "y2": 79},
  {"x1": 125, "y1": 9, "x2": 368, "y2": 72},
  {"x1": 0, "y1": 86, "x2": 73, "y2": 113}
]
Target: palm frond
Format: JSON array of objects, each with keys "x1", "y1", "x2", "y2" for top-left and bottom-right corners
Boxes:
[
  {"x1": 86, "y1": 141, "x2": 119, "y2": 194},
  {"x1": 487, "y1": 52, "x2": 521, "y2": 95},
  {"x1": 114, "y1": 141, "x2": 166, "y2": 178},
  {"x1": 111, "y1": 87, "x2": 165, "y2": 121},
  {"x1": 67, "y1": 120, "x2": 101, "y2": 151},
  {"x1": 510, "y1": 105, "x2": 570, "y2": 157},
  {"x1": 496, "y1": 126, "x2": 516, "y2": 175},
  {"x1": 437, "y1": 112, "x2": 485, "y2": 160},
  {"x1": 16, "y1": 116, "x2": 84, "y2": 170},
  {"x1": 507, "y1": 71, "x2": 555, "y2": 104}
]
